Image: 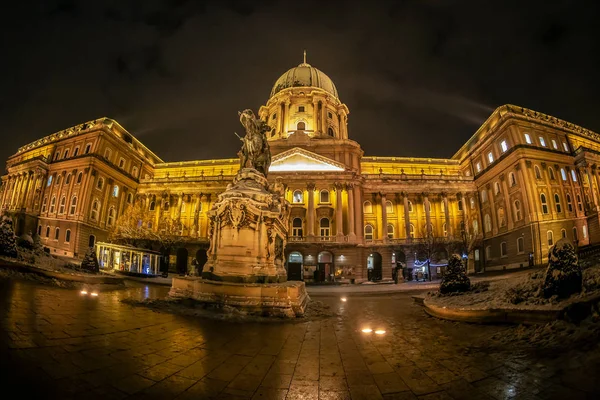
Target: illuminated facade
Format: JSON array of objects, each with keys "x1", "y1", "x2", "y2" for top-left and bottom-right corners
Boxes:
[{"x1": 2, "y1": 57, "x2": 600, "y2": 282}]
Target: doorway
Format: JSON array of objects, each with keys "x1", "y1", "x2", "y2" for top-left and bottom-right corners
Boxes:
[
  {"x1": 176, "y1": 247, "x2": 188, "y2": 275},
  {"x1": 287, "y1": 251, "x2": 303, "y2": 281},
  {"x1": 367, "y1": 252, "x2": 382, "y2": 281},
  {"x1": 195, "y1": 249, "x2": 207, "y2": 275},
  {"x1": 317, "y1": 251, "x2": 334, "y2": 282}
]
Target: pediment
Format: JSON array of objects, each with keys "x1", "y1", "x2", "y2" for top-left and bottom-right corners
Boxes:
[{"x1": 269, "y1": 147, "x2": 346, "y2": 172}]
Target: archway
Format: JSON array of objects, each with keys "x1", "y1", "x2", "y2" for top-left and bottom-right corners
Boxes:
[
  {"x1": 88, "y1": 234, "x2": 96, "y2": 248},
  {"x1": 176, "y1": 247, "x2": 188, "y2": 275},
  {"x1": 394, "y1": 250, "x2": 408, "y2": 281},
  {"x1": 195, "y1": 249, "x2": 207, "y2": 275},
  {"x1": 367, "y1": 252, "x2": 382, "y2": 281},
  {"x1": 287, "y1": 251, "x2": 303, "y2": 281},
  {"x1": 317, "y1": 251, "x2": 334, "y2": 282}
]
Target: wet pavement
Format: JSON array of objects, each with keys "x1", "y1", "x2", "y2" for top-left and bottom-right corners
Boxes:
[{"x1": 0, "y1": 278, "x2": 598, "y2": 399}]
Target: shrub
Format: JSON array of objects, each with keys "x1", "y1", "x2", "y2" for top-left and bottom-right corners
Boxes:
[
  {"x1": 0, "y1": 216, "x2": 18, "y2": 258},
  {"x1": 439, "y1": 254, "x2": 471, "y2": 294}
]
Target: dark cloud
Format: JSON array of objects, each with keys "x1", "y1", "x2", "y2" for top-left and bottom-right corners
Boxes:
[{"x1": 1, "y1": 0, "x2": 599, "y2": 169}]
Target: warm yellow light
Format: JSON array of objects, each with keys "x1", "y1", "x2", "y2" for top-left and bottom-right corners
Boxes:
[
  {"x1": 361, "y1": 328, "x2": 372, "y2": 333},
  {"x1": 90, "y1": 292, "x2": 99, "y2": 297},
  {"x1": 375, "y1": 330, "x2": 386, "y2": 335},
  {"x1": 80, "y1": 290, "x2": 87, "y2": 295},
  {"x1": 341, "y1": 297, "x2": 347, "y2": 302}
]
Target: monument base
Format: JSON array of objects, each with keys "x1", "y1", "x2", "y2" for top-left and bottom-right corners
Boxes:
[{"x1": 169, "y1": 277, "x2": 309, "y2": 318}]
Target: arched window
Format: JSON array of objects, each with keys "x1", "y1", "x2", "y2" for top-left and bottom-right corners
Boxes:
[
  {"x1": 547, "y1": 231, "x2": 554, "y2": 246},
  {"x1": 457, "y1": 199, "x2": 463, "y2": 211},
  {"x1": 297, "y1": 121, "x2": 306, "y2": 130},
  {"x1": 470, "y1": 197, "x2": 475, "y2": 209},
  {"x1": 443, "y1": 223, "x2": 448, "y2": 237},
  {"x1": 583, "y1": 225, "x2": 588, "y2": 239},
  {"x1": 535, "y1": 165, "x2": 542, "y2": 180},
  {"x1": 573, "y1": 227, "x2": 578, "y2": 242},
  {"x1": 149, "y1": 201, "x2": 156, "y2": 211},
  {"x1": 292, "y1": 190, "x2": 303, "y2": 204},
  {"x1": 385, "y1": 200, "x2": 394, "y2": 214},
  {"x1": 571, "y1": 170, "x2": 578, "y2": 182},
  {"x1": 540, "y1": 193, "x2": 549, "y2": 214},
  {"x1": 164, "y1": 201, "x2": 170, "y2": 211},
  {"x1": 561, "y1": 229, "x2": 567, "y2": 239},
  {"x1": 500, "y1": 242, "x2": 507, "y2": 257},
  {"x1": 566, "y1": 193, "x2": 573, "y2": 212},
  {"x1": 50, "y1": 196, "x2": 56, "y2": 213},
  {"x1": 561, "y1": 168, "x2": 567, "y2": 181},
  {"x1": 320, "y1": 189, "x2": 330, "y2": 204},
  {"x1": 364, "y1": 224, "x2": 374, "y2": 240},
  {"x1": 69, "y1": 196, "x2": 77, "y2": 215},
  {"x1": 513, "y1": 200, "x2": 522, "y2": 221},
  {"x1": 484, "y1": 214, "x2": 492, "y2": 233},
  {"x1": 577, "y1": 194, "x2": 583, "y2": 211},
  {"x1": 497, "y1": 207, "x2": 506, "y2": 227},
  {"x1": 517, "y1": 237, "x2": 524, "y2": 254},
  {"x1": 548, "y1": 167, "x2": 556, "y2": 180},
  {"x1": 45, "y1": 226, "x2": 50, "y2": 237},
  {"x1": 319, "y1": 218, "x2": 330, "y2": 237},
  {"x1": 363, "y1": 200, "x2": 373, "y2": 214},
  {"x1": 112, "y1": 185, "x2": 119, "y2": 197},
  {"x1": 65, "y1": 229, "x2": 71, "y2": 243},
  {"x1": 488, "y1": 152, "x2": 494, "y2": 163},
  {"x1": 107, "y1": 207, "x2": 115, "y2": 227},
  {"x1": 327, "y1": 127, "x2": 334, "y2": 137},
  {"x1": 104, "y1": 148, "x2": 112, "y2": 160},
  {"x1": 147, "y1": 221, "x2": 153, "y2": 229},
  {"x1": 387, "y1": 224, "x2": 394, "y2": 239},
  {"x1": 494, "y1": 182, "x2": 501, "y2": 195},
  {"x1": 539, "y1": 136, "x2": 546, "y2": 146},
  {"x1": 47, "y1": 175, "x2": 53, "y2": 187},
  {"x1": 96, "y1": 177, "x2": 104, "y2": 190},
  {"x1": 42, "y1": 197, "x2": 48, "y2": 212},
  {"x1": 76, "y1": 172, "x2": 83, "y2": 184},
  {"x1": 554, "y1": 193, "x2": 562, "y2": 213},
  {"x1": 509, "y1": 173, "x2": 517, "y2": 187},
  {"x1": 56, "y1": 175, "x2": 61, "y2": 185},
  {"x1": 480, "y1": 190, "x2": 488, "y2": 203},
  {"x1": 408, "y1": 201, "x2": 413, "y2": 212},
  {"x1": 473, "y1": 220, "x2": 479, "y2": 235},
  {"x1": 91, "y1": 200, "x2": 100, "y2": 221},
  {"x1": 409, "y1": 223, "x2": 415, "y2": 239},
  {"x1": 485, "y1": 245, "x2": 492, "y2": 260},
  {"x1": 65, "y1": 174, "x2": 71, "y2": 185},
  {"x1": 292, "y1": 218, "x2": 303, "y2": 237},
  {"x1": 88, "y1": 234, "x2": 95, "y2": 248},
  {"x1": 73, "y1": 147, "x2": 80, "y2": 157},
  {"x1": 132, "y1": 166, "x2": 139, "y2": 178},
  {"x1": 54, "y1": 227, "x2": 60, "y2": 240},
  {"x1": 127, "y1": 193, "x2": 133, "y2": 204},
  {"x1": 84, "y1": 143, "x2": 92, "y2": 154}
]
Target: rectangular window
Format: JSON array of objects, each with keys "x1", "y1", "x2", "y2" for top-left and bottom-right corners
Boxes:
[
  {"x1": 298, "y1": 106, "x2": 305, "y2": 112},
  {"x1": 85, "y1": 144, "x2": 92, "y2": 154},
  {"x1": 524, "y1": 133, "x2": 532, "y2": 144},
  {"x1": 551, "y1": 139, "x2": 558, "y2": 149},
  {"x1": 500, "y1": 140, "x2": 508, "y2": 153},
  {"x1": 119, "y1": 158, "x2": 125, "y2": 168},
  {"x1": 475, "y1": 162, "x2": 482, "y2": 172},
  {"x1": 65, "y1": 230, "x2": 71, "y2": 243},
  {"x1": 539, "y1": 137, "x2": 546, "y2": 147},
  {"x1": 63, "y1": 149, "x2": 69, "y2": 159},
  {"x1": 500, "y1": 242, "x2": 507, "y2": 257},
  {"x1": 328, "y1": 111, "x2": 333, "y2": 119},
  {"x1": 487, "y1": 152, "x2": 494, "y2": 163},
  {"x1": 563, "y1": 142, "x2": 569, "y2": 152}
]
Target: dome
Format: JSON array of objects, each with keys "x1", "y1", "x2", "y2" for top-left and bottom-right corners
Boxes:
[{"x1": 270, "y1": 60, "x2": 339, "y2": 99}]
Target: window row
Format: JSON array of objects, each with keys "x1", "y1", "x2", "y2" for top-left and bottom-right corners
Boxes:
[
  {"x1": 47, "y1": 171, "x2": 85, "y2": 187},
  {"x1": 147, "y1": 200, "x2": 201, "y2": 213},
  {"x1": 523, "y1": 133, "x2": 569, "y2": 152},
  {"x1": 40, "y1": 225, "x2": 72, "y2": 244},
  {"x1": 103, "y1": 147, "x2": 140, "y2": 178},
  {"x1": 53, "y1": 143, "x2": 93, "y2": 161}
]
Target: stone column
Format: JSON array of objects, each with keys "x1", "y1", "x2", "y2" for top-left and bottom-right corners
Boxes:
[
  {"x1": 346, "y1": 183, "x2": 356, "y2": 241},
  {"x1": 176, "y1": 193, "x2": 184, "y2": 221},
  {"x1": 423, "y1": 193, "x2": 432, "y2": 237},
  {"x1": 354, "y1": 185, "x2": 363, "y2": 241},
  {"x1": 335, "y1": 183, "x2": 344, "y2": 239},
  {"x1": 279, "y1": 103, "x2": 285, "y2": 135},
  {"x1": 500, "y1": 174, "x2": 514, "y2": 229},
  {"x1": 285, "y1": 101, "x2": 291, "y2": 133},
  {"x1": 517, "y1": 162, "x2": 533, "y2": 222},
  {"x1": 586, "y1": 167, "x2": 598, "y2": 210},
  {"x1": 443, "y1": 193, "x2": 451, "y2": 237},
  {"x1": 487, "y1": 184, "x2": 498, "y2": 235},
  {"x1": 0, "y1": 176, "x2": 9, "y2": 208},
  {"x1": 193, "y1": 194, "x2": 201, "y2": 237},
  {"x1": 403, "y1": 193, "x2": 411, "y2": 241},
  {"x1": 321, "y1": 102, "x2": 326, "y2": 134},
  {"x1": 18, "y1": 172, "x2": 31, "y2": 209},
  {"x1": 313, "y1": 100, "x2": 320, "y2": 133},
  {"x1": 10, "y1": 174, "x2": 22, "y2": 209},
  {"x1": 307, "y1": 183, "x2": 315, "y2": 238},
  {"x1": 380, "y1": 192, "x2": 388, "y2": 242}
]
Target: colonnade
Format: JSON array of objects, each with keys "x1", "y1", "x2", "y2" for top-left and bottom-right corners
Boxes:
[{"x1": 1, "y1": 170, "x2": 46, "y2": 212}]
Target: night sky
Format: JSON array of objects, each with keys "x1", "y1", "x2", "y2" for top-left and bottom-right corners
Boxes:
[{"x1": 1, "y1": 0, "x2": 599, "y2": 168}]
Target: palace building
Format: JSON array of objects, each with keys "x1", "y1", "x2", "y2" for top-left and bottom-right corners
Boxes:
[{"x1": 2, "y1": 57, "x2": 600, "y2": 283}]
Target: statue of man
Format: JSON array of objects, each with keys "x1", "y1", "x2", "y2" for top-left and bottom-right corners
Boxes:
[{"x1": 236, "y1": 109, "x2": 272, "y2": 176}]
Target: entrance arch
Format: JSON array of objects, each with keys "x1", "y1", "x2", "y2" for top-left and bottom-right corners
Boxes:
[
  {"x1": 195, "y1": 249, "x2": 207, "y2": 275},
  {"x1": 88, "y1": 234, "x2": 96, "y2": 248},
  {"x1": 287, "y1": 251, "x2": 303, "y2": 281},
  {"x1": 317, "y1": 251, "x2": 334, "y2": 282},
  {"x1": 176, "y1": 247, "x2": 188, "y2": 275},
  {"x1": 367, "y1": 252, "x2": 382, "y2": 281}
]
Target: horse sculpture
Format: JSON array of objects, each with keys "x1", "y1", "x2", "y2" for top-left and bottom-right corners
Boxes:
[{"x1": 236, "y1": 109, "x2": 272, "y2": 176}]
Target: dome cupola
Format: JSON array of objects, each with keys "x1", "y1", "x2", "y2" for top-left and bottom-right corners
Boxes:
[{"x1": 270, "y1": 51, "x2": 339, "y2": 99}]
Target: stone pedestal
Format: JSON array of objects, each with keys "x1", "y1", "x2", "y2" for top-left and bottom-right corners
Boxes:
[{"x1": 171, "y1": 167, "x2": 309, "y2": 317}]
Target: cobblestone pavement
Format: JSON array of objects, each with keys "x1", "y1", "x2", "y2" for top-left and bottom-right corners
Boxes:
[{"x1": 0, "y1": 278, "x2": 598, "y2": 400}]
